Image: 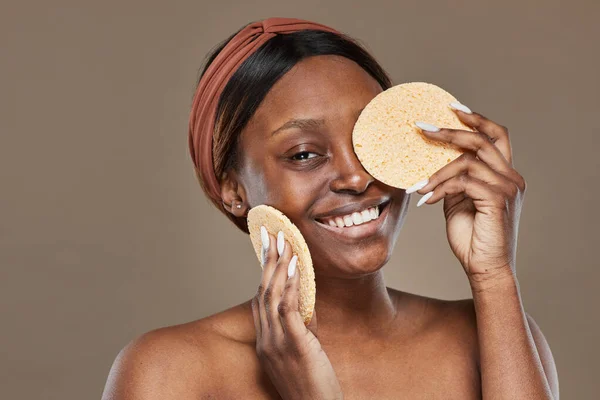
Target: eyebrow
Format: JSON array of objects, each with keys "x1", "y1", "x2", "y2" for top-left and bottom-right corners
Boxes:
[
  {"x1": 270, "y1": 107, "x2": 365, "y2": 137},
  {"x1": 270, "y1": 118, "x2": 325, "y2": 137}
]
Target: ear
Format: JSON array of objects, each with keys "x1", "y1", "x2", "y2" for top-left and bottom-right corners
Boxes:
[{"x1": 220, "y1": 169, "x2": 249, "y2": 218}]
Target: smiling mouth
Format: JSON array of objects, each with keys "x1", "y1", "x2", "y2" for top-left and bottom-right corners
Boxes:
[{"x1": 315, "y1": 200, "x2": 391, "y2": 229}]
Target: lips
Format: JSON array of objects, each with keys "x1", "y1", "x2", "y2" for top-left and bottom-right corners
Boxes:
[
  {"x1": 314, "y1": 200, "x2": 391, "y2": 240},
  {"x1": 314, "y1": 199, "x2": 390, "y2": 223}
]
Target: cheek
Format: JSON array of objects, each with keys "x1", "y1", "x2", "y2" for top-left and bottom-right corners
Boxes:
[
  {"x1": 263, "y1": 170, "x2": 324, "y2": 216},
  {"x1": 241, "y1": 155, "x2": 296, "y2": 207}
]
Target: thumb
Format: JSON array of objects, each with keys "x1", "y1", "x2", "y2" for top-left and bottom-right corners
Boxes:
[{"x1": 306, "y1": 307, "x2": 318, "y2": 337}]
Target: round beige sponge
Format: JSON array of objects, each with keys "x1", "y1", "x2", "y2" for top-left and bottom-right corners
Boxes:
[
  {"x1": 352, "y1": 82, "x2": 474, "y2": 189},
  {"x1": 247, "y1": 205, "x2": 315, "y2": 326}
]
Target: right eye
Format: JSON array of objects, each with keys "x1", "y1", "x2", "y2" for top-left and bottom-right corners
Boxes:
[{"x1": 291, "y1": 151, "x2": 319, "y2": 161}]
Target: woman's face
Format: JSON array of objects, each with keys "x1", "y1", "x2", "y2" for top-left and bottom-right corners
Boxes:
[{"x1": 236, "y1": 55, "x2": 410, "y2": 278}]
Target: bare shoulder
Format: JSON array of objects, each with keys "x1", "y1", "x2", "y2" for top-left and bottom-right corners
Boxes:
[
  {"x1": 388, "y1": 287, "x2": 478, "y2": 326},
  {"x1": 101, "y1": 300, "x2": 256, "y2": 400},
  {"x1": 387, "y1": 288, "x2": 480, "y2": 358}
]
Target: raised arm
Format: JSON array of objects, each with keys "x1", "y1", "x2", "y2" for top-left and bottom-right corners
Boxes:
[
  {"x1": 471, "y1": 274, "x2": 559, "y2": 399},
  {"x1": 411, "y1": 105, "x2": 559, "y2": 398}
]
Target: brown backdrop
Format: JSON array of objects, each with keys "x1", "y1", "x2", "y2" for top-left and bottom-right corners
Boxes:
[{"x1": 2, "y1": 1, "x2": 599, "y2": 398}]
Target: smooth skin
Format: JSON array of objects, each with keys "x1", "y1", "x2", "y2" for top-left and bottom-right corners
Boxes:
[{"x1": 102, "y1": 55, "x2": 558, "y2": 399}]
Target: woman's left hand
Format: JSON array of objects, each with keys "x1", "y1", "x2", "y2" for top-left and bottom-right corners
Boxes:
[{"x1": 411, "y1": 104, "x2": 527, "y2": 286}]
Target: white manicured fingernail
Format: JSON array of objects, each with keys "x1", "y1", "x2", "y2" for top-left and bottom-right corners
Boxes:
[
  {"x1": 277, "y1": 231, "x2": 285, "y2": 256},
  {"x1": 415, "y1": 121, "x2": 440, "y2": 132},
  {"x1": 406, "y1": 179, "x2": 429, "y2": 194},
  {"x1": 288, "y1": 255, "x2": 297, "y2": 279},
  {"x1": 449, "y1": 102, "x2": 472, "y2": 114},
  {"x1": 417, "y1": 191, "x2": 434, "y2": 207},
  {"x1": 260, "y1": 226, "x2": 269, "y2": 250}
]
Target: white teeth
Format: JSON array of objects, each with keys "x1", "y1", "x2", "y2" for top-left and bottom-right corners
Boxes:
[
  {"x1": 320, "y1": 205, "x2": 383, "y2": 228},
  {"x1": 343, "y1": 215, "x2": 354, "y2": 227},
  {"x1": 369, "y1": 207, "x2": 377, "y2": 219},
  {"x1": 361, "y1": 209, "x2": 372, "y2": 222}
]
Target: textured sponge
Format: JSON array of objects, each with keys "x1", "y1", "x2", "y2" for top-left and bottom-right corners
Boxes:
[
  {"x1": 247, "y1": 205, "x2": 315, "y2": 325},
  {"x1": 352, "y1": 82, "x2": 473, "y2": 189}
]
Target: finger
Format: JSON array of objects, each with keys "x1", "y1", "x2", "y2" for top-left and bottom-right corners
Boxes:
[
  {"x1": 417, "y1": 121, "x2": 512, "y2": 173},
  {"x1": 413, "y1": 152, "x2": 520, "y2": 195},
  {"x1": 260, "y1": 226, "x2": 277, "y2": 276},
  {"x1": 265, "y1": 231, "x2": 293, "y2": 336},
  {"x1": 449, "y1": 104, "x2": 514, "y2": 166},
  {"x1": 251, "y1": 296, "x2": 262, "y2": 339},
  {"x1": 258, "y1": 229, "x2": 277, "y2": 331},
  {"x1": 277, "y1": 255, "x2": 307, "y2": 339},
  {"x1": 418, "y1": 174, "x2": 506, "y2": 209},
  {"x1": 416, "y1": 122, "x2": 513, "y2": 177},
  {"x1": 306, "y1": 307, "x2": 318, "y2": 337}
]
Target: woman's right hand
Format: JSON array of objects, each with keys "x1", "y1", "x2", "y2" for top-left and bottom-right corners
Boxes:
[{"x1": 251, "y1": 227, "x2": 344, "y2": 400}]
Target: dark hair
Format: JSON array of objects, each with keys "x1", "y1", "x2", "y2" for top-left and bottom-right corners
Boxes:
[{"x1": 194, "y1": 22, "x2": 393, "y2": 234}]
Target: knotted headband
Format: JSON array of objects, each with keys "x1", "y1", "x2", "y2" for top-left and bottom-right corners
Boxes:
[{"x1": 188, "y1": 17, "x2": 341, "y2": 211}]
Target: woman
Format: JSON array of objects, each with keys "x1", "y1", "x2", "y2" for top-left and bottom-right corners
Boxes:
[{"x1": 102, "y1": 17, "x2": 559, "y2": 399}]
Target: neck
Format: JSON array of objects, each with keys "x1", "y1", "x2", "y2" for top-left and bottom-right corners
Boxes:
[{"x1": 312, "y1": 269, "x2": 399, "y2": 342}]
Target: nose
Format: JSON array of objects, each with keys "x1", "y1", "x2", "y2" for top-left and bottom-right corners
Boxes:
[{"x1": 329, "y1": 145, "x2": 375, "y2": 194}]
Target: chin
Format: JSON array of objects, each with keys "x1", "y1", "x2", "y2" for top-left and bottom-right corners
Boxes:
[
  {"x1": 310, "y1": 237, "x2": 393, "y2": 278},
  {"x1": 343, "y1": 245, "x2": 392, "y2": 276}
]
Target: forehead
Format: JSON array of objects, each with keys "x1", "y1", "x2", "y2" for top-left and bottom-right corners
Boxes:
[{"x1": 247, "y1": 55, "x2": 383, "y2": 134}]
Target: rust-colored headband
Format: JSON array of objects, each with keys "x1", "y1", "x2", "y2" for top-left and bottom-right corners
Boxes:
[{"x1": 188, "y1": 17, "x2": 340, "y2": 206}]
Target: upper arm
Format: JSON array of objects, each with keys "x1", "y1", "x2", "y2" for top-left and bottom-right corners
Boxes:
[
  {"x1": 526, "y1": 313, "x2": 559, "y2": 400},
  {"x1": 101, "y1": 329, "x2": 209, "y2": 400}
]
